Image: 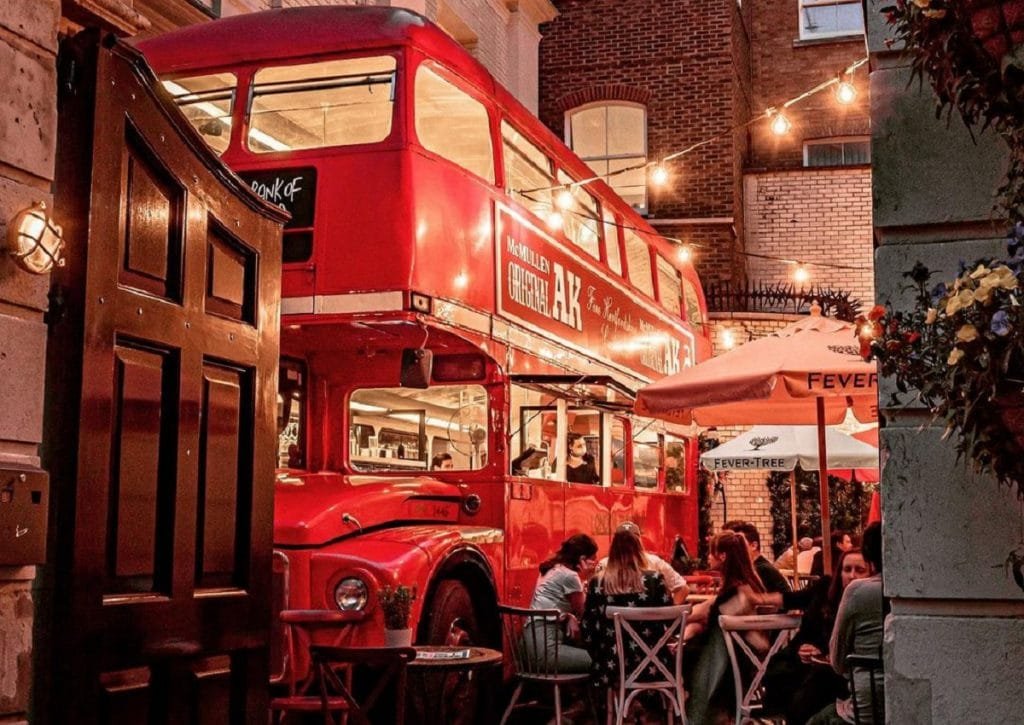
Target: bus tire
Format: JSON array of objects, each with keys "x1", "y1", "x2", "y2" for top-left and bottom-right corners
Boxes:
[{"x1": 420, "y1": 579, "x2": 487, "y2": 724}]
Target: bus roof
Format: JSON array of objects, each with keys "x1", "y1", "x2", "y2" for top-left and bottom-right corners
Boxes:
[
  {"x1": 139, "y1": 6, "x2": 700, "y2": 282},
  {"x1": 138, "y1": 6, "x2": 492, "y2": 92}
]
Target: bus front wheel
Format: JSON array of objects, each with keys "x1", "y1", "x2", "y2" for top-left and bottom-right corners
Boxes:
[{"x1": 419, "y1": 579, "x2": 487, "y2": 724}]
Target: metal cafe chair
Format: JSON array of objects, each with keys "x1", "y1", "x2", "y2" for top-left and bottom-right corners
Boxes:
[
  {"x1": 270, "y1": 609, "x2": 363, "y2": 724},
  {"x1": 846, "y1": 651, "x2": 884, "y2": 724},
  {"x1": 311, "y1": 644, "x2": 417, "y2": 725},
  {"x1": 498, "y1": 604, "x2": 595, "y2": 725},
  {"x1": 718, "y1": 613, "x2": 801, "y2": 725},
  {"x1": 605, "y1": 604, "x2": 691, "y2": 725}
]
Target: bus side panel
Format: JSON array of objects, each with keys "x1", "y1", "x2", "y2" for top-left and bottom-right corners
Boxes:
[
  {"x1": 288, "y1": 149, "x2": 415, "y2": 299},
  {"x1": 505, "y1": 478, "x2": 563, "y2": 607},
  {"x1": 565, "y1": 482, "x2": 612, "y2": 554},
  {"x1": 407, "y1": 150, "x2": 497, "y2": 311}
]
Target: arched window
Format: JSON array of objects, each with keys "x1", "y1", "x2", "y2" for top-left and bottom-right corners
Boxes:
[{"x1": 566, "y1": 103, "x2": 647, "y2": 213}]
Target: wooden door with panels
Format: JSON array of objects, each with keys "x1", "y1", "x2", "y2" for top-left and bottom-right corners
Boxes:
[{"x1": 40, "y1": 31, "x2": 286, "y2": 724}]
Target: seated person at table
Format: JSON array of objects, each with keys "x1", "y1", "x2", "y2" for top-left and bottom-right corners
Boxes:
[
  {"x1": 723, "y1": 520, "x2": 791, "y2": 594},
  {"x1": 566, "y1": 434, "x2": 599, "y2": 484},
  {"x1": 776, "y1": 536, "x2": 814, "y2": 572},
  {"x1": 754, "y1": 548, "x2": 871, "y2": 724},
  {"x1": 596, "y1": 522, "x2": 689, "y2": 603},
  {"x1": 581, "y1": 528, "x2": 673, "y2": 687},
  {"x1": 684, "y1": 531, "x2": 766, "y2": 725},
  {"x1": 808, "y1": 522, "x2": 885, "y2": 725},
  {"x1": 527, "y1": 533, "x2": 599, "y2": 673},
  {"x1": 811, "y1": 530, "x2": 854, "y2": 577}
]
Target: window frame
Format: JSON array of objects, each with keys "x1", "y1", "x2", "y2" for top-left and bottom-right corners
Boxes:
[
  {"x1": 798, "y1": 0, "x2": 865, "y2": 41},
  {"x1": 564, "y1": 101, "x2": 649, "y2": 214},
  {"x1": 802, "y1": 136, "x2": 871, "y2": 167}
]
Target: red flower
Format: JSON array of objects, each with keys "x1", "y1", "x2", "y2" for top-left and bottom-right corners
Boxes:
[{"x1": 868, "y1": 304, "x2": 887, "y2": 321}]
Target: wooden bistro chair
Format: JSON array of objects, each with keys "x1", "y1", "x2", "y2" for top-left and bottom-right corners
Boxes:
[
  {"x1": 605, "y1": 604, "x2": 690, "y2": 725},
  {"x1": 270, "y1": 609, "x2": 363, "y2": 724},
  {"x1": 498, "y1": 604, "x2": 595, "y2": 725},
  {"x1": 718, "y1": 613, "x2": 801, "y2": 725},
  {"x1": 311, "y1": 645, "x2": 417, "y2": 725}
]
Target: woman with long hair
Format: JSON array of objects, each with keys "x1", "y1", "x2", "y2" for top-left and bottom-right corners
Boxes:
[
  {"x1": 759, "y1": 547, "x2": 871, "y2": 723},
  {"x1": 580, "y1": 528, "x2": 673, "y2": 686},
  {"x1": 527, "y1": 533, "x2": 599, "y2": 672},
  {"x1": 685, "y1": 530, "x2": 767, "y2": 724}
]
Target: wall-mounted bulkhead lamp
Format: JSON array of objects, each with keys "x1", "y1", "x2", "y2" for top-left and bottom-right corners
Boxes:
[{"x1": 5, "y1": 201, "x2": 65, "y2": 274}]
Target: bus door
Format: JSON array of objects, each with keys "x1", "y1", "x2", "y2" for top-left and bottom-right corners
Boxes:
[{"x1": 563, "y1": 406, "x2": 613, "y2": 553}]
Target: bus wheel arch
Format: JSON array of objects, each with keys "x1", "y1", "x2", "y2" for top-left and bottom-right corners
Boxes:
[{"x1": 417, "y1": 548, "x2": 500, "y2": 649}]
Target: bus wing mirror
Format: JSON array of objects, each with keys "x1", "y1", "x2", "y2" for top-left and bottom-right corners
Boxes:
[{"x1": 400, "y1": 348, "x2": 432, "y2": 389}]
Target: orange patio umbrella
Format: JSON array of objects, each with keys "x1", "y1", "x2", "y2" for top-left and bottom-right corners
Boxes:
[{"x1": 635, "y1": 309, "x2": 879, "y2": 573}]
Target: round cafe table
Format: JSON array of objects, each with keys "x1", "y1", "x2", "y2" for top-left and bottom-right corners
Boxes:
[{"x1": 407, "y1": 646, "x2": 503, "y2": 725}]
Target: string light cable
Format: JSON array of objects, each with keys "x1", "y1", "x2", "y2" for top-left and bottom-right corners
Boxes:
[{"x1": 517, "y1": 56, "x2": 869, "y2": 197}]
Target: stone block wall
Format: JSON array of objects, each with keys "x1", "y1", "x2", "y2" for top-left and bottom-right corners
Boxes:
[
  {"x1": 0, "y1": 2, "x2": 60, "y2": 722},
  {"x1": 867, "y1": 0, "x2": 1024, "y2": 720},
  {"x1": 744, "y1": 167, "x2": 874, "y2": 306}
]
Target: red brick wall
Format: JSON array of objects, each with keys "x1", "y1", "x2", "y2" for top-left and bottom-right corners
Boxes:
[
  {"x1": 747, "y1": 0, "x2": 870, "y2": 169},
  {"x1": 538, "y1": 0, "x2": 744, "y2": 285},
  {"x1": 744, "y1": 167, "x2": 874, "y2": 306}
]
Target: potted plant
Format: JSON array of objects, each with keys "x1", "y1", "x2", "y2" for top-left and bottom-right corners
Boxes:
[
  {"x1": 860, "y1": 228, "x2": 1024, "y2": 497},
  {"x1": 882, "y1": 0, "x2": 1024, "y2": 222},
  {"x1": 379, "y1": 584, "x2": 417, "y2": 646}
]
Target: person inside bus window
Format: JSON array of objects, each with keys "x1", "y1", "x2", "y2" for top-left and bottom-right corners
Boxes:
[
  {"x1": 566, "y1": 434, "x2": 599, "y2": 484},
  {"x1": 431, "y1": 452, "x2": 454, "y2": 471}
]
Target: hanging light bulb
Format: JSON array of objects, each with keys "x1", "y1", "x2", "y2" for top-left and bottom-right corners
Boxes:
[
  {"x1": 722, "y1": 329, "x2": 736, "y2": 350},
  {"x1": 835, "y1": 78, "x2": 857, "y2": 105},
  {"x1": 556, "y1": 188, "x2": 574, "y2": 210},
  {"x1": 794, "y1": 263, "x2": 810, "y2": 283},
  {"x1": 676, "y1": 245, "x2": 692, "y2": 263},
  {"x1": 770, "y1": 112, "x2": 792, "y2": 136},
  {"x1": 546, "y1": 210, "x2": 564, "y2": 231},
  {"x1": 650, "y1": 165, "x2": 670, "y2": 186}
]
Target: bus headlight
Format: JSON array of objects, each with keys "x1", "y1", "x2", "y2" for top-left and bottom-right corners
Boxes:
[{"x1": 334, "y1": 577, "x2": 369, "y2": 611}]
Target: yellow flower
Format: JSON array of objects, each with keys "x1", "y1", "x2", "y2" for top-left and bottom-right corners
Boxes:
[
  {"x1": 973, "y1": 285, "x2": 994, "y2": 304},
  {"x1": 948, "y1": 348, "x2": 964, "y2": 365},
  {"x1": 985, "y1": 265, "x2": 1018, "y2": 290},
  {"x1": 911, "y1": 0, "x2": 930, "y2": 7},
  {"x1": 956, "y1": 324, "x2": 979, "y2": 343},
  {"x1": 946, "y1": 289, "x2": 975, "y2": 315},
  {"x1": 925, "y1": 307, "x2": 937, "y2": 325}
]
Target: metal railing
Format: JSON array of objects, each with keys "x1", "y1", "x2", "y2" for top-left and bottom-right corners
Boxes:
[{"x1": 704, "y1": 280, "x2": 861, "y2": 321}]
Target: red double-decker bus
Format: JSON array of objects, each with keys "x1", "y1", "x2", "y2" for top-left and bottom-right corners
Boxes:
[{"x1": 140, "y1": 5, "x2": 712, "y2": 680}]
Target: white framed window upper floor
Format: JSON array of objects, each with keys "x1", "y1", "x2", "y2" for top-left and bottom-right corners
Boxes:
[
  {"x1": 566, "y1": 102, "x2": 648, "y2": 214},
  {"x1": 798, "y1": 0, "x2": 864, "y2": 40},
  {"x1": 803, "y1": 136, "x2": 870, "y2": 167}
]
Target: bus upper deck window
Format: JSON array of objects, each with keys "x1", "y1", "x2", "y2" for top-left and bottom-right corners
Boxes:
[
  {"x1": 623, "y1": 229, "x2": 654, "y2": 298},
  {"x1": 414, "y1": 64, "x2": 495, "y2": 183},
  {"x1": 248, "y1": 56, "x2": 397, "y2": 153},
  {"x1": 682, "y1": 278, "x2": 705, "y2": 328},
  {"x1": 163, "y1": 72, "x2": 237, "y2": 156},
  {"x1": 656, "y1": 255, "x2": 683, "y2": 316}
]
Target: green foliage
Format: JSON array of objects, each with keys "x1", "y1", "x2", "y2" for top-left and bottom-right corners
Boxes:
[
  {"x1": 864, "y1": 238, "x2": 1024, "y2": 498},
  {"x1": 766, "y1": 470, "x2": 873, "y2": 558},
  {"x1": 696, "y1": 435, "x2": 719, "y2": 568},
  {"x1": 379, "y1": 585, "x2": 417, "y2": 630}
]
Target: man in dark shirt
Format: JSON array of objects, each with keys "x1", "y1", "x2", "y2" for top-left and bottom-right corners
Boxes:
[{"x1": 723, "y1": 520, "x2": 791, "y2": 594}]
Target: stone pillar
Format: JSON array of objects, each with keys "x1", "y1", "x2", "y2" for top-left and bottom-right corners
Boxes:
[
  {"x1": 867, "y1": 2, "x2": 1024, "y2": 722},
  {"x1": 0, "y1": 3, "x2": 60, "y2": 722}
]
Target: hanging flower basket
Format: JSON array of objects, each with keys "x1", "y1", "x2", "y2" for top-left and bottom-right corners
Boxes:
[{"x1": 861, "y1": 227, "x2": 1024, "y2": 497}]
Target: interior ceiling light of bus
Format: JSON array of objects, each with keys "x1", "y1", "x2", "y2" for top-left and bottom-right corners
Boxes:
[
  {"x1": 509, "y1": 374, "x2": 635, "y2": 411},
  {"x1": 350, "y1": 401, "x2": 452, "y2": 429},
  {"x1": 163, "y1": 79, "x2": 290, "y2": 152}
]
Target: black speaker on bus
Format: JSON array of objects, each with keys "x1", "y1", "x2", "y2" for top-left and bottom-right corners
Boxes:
[{"x1": 400, "y1": 348, "x2": 433, "y2": 389}]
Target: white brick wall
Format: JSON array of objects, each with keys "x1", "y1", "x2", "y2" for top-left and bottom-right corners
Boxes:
[{"x1": 743, "y1": 167, "x2": 874, "y2": 309}]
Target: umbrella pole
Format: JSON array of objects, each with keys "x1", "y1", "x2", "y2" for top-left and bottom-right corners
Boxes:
[
  {"x1": 789, "y1": 470, "x2": 799, "y2": 588},
  {"x1": 817, "y1": 398, "x2": 832, "y2": 574}
]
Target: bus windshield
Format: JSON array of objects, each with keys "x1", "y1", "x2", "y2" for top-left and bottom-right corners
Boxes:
[
  {"x1": 348, "y1": 384, "x2": 489, "y2": 473},
  {"x1": 248, "y1": 55, "x2": 397, "y2": 153}
]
